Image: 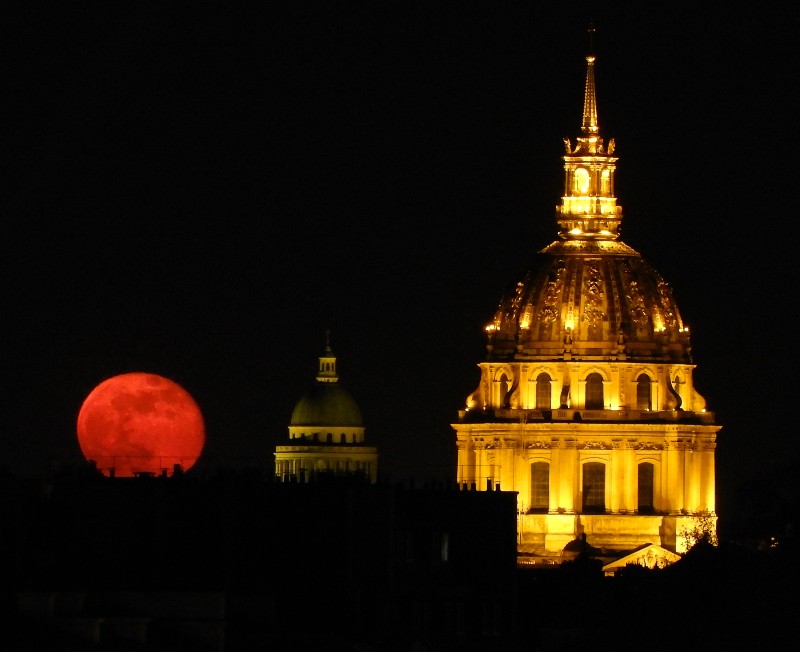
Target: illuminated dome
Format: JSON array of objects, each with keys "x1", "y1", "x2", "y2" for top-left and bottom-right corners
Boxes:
[
  {"x1": 455, "y1": 41, "x2": 719, "y2": 557},
  {"x1": 289, "y1": 342, "x2": 363, "y2": 429},
  {"x1": 486, "y1": 240, "x2": 691, "y2": 364},
  {"x1": 485, "y1": 54, "x2": 690, "y2": 366}
]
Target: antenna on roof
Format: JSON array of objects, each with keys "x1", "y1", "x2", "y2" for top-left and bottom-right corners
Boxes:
[{"x1": 588, "y1": 21, "x2": 596, "y2": 56}]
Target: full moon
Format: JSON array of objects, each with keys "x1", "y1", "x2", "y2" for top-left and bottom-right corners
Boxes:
[{"x1": 76, "y1": 372, "x2": 205, "y2": 477}]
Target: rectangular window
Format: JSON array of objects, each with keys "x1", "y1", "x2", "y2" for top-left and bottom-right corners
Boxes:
[
  {"x1": 530, "y1": 462, "x2": 550, "y2": 512},
  {"x1": 582, "y1": 462, "x2": 606, "y2": 513},
  {"x1": 638, "y1": 463, "x2": 655, "y2": 513}
]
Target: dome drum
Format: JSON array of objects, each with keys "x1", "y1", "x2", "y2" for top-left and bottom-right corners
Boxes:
[{"x1": 462, "y1": 360, "x2": 712, "y2": 424}]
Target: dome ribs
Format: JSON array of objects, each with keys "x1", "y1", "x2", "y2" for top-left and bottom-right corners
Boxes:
[{"x1": 486, "y1": 251, "x2": 692, "y2": 364}]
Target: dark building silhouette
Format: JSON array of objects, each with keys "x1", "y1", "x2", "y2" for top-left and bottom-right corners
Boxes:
[
  {"x1": 1, "y1": 469, "x2": 518, "y2": 650},
  {"x1": 2, "y1": 466, "x2": 798, "y2": 651}
]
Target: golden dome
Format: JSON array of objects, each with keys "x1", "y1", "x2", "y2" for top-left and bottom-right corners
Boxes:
[
  {"x1": 485, "y1": 52, "x2": 690, "y2": 366},
  {"x1": 486, "y1": 241, "x2": 690, "y2": 364}
]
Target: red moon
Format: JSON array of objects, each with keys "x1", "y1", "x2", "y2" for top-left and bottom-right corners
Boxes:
[{"x1": 76, "y1": 372, "x2": 205, "y2": 477}]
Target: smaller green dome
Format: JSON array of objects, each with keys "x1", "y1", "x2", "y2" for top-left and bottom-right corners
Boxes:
[
  {"x1": 289, "y1": 338, "x2": 364, "y2": 427},
  {"x1": 290, "y1": 383, "x2": 363, "y2": 427}
]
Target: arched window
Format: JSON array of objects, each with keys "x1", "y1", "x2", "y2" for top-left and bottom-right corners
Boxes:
[
  {"x1": 582, "y1": 462, "x2": 606, "y2": 513},
  {"x1": 601, "y1": 169, "x2": 610, "y2": 194},
  {"x1": 638, "y1": 463, "x2": 655, "y2": 513},
  {"x1": 574, "y1": 167, "x2": 590, "y2": 195},
  {"x1": 497, "y1": 373, "x2": 509, "y2": 407},
  {"x1": 535, "y1": 373, "x2": 551, "y2": 409},
  {"x1": 636, "y1": 374, "x2": 652, "y2": 410},
  {"x1": 585, "y1": 373, "x2": 604, "y2": 409},
  {"x1": 530, "y1": 462, "x2": 550, "y2": 513}
]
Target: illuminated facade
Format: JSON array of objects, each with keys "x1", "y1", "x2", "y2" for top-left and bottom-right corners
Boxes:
[
  {"x1": 453, "y1": 52, "x2": 719, "y2": 555},
  {"x1": 274, "y1": 337, "x2": 378, "y2": 482}
]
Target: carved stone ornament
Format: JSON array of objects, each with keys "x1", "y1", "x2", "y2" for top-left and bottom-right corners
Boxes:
[
  {"x1": 581, "y1": 441, "x2": 608, "y2": 450},
  {"x1": 525, "y1": 440, "x2": 552, "y2": 449},
  {"x1": 635, "y1": 442, "x2": 663, "y2": 451}
]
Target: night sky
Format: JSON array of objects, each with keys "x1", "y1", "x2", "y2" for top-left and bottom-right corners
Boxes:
[{"x1": 2, "y1": 2, "x2": 797, "y2": 515}]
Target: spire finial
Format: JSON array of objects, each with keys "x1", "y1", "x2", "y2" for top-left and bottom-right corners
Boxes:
[{"x1": 581, "y1": 24, "x2": 599, "y2": 135}]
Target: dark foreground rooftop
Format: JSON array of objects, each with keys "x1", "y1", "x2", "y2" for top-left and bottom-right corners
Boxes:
[{"x1": 1, "y1": 466, "x2": 797, "y2": 650}]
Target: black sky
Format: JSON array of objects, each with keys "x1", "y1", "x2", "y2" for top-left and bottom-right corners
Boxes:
[{"x1": 1, "y1": 2, "x2": 798, "y2": 515}]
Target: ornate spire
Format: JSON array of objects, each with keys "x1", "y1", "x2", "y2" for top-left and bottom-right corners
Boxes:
[
  {"x1": 581, "y1": 23, "x2": 598, "y2": 135},
  {"x1": 551, "y1": 30, "x2": 624, "y2": 246},
  {"x1": 581, "y1": 60, "x2": 598, "y2": 135}
]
